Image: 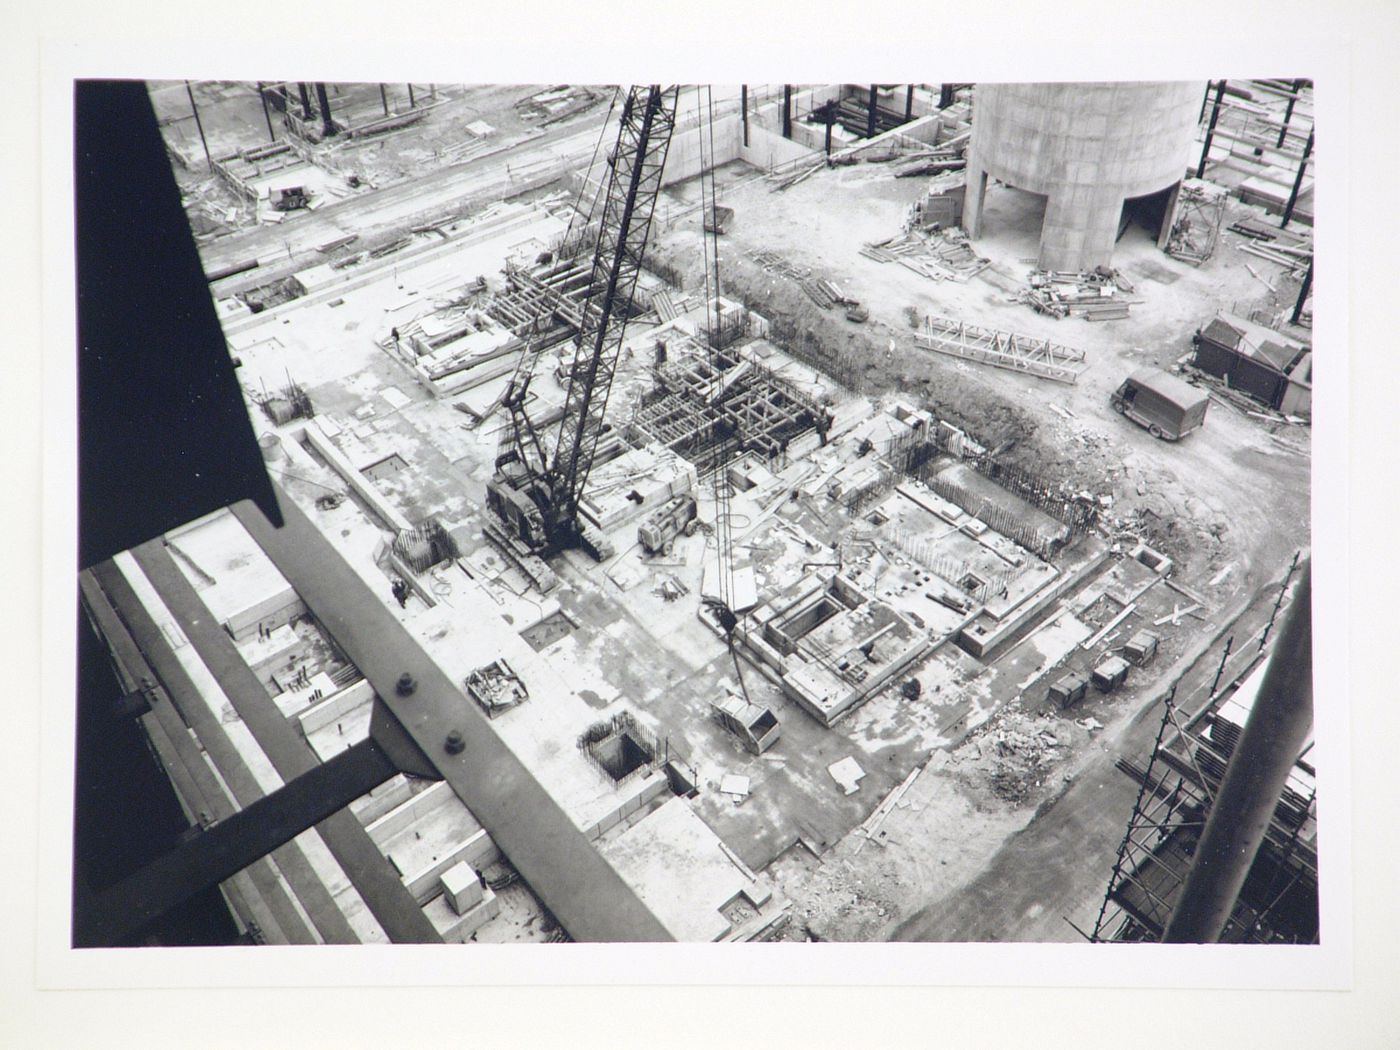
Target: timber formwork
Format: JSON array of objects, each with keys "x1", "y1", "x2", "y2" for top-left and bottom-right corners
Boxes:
[
  {"x1": 916, "y1": 315, "x2": 1089, "y2": 385},
  {"x1": 1092, "y1": 563, "x2": 1318, "y2": 944},
  {"x1": 632, "y1": 347, "x2": 829, "y2": 469}
]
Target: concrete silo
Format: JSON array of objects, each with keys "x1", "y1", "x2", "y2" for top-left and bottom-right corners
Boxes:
[{"x1": 962, "y1": 81, "x2": 1206, "y2": 272}]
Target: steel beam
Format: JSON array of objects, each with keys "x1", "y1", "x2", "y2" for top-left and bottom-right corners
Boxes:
[
  {"x1": 234, "y1": 488, "x2": 674, "y2": 942},
  {"x1": 75, "y1": 734, "x2": 404, "y2": 948}
]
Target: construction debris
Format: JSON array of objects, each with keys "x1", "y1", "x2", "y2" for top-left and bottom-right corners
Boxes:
[
  {"x1": 1023, "y1": 268, "x2": 1136, "y2": 320},
  {"x1": 862, "y1": 228, "x2": 990, "y2": 283}
]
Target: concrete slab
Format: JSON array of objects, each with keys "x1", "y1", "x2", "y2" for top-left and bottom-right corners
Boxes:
[{"x1": 599, "y1": 797, "x2": 774, "y2": 942}]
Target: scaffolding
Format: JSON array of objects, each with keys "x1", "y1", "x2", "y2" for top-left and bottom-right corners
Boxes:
[
  {"x1": 1163, "y1": 179, "x2": 1229, "y2": 265},
  {"x1": 1091, "y1": 556, "x2": 1317, "y2": 943}
]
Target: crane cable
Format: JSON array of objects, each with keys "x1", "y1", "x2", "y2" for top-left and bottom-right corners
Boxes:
[{"x1": 696, "y1": 84, "x2": 751, "y2": 706}]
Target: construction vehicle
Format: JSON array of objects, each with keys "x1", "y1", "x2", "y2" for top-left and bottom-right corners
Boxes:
[
  {"x1": 710, "y1": 692, "x2": 781, "y2": 755},
  {"x1": 1110, "y1": 368, "x2": 1209, "y2": 441},
  {"x1": 485, "y1": 86, "x2": 680, "y2": 561},
  {"x1": 272, "y1": 186, "x2": 310, "y2": 211},
  {"x1": 638, "y1": 494, "x2": 698, "y2": 556}
]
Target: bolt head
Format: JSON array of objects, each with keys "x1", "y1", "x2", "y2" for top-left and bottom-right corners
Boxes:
[
  {"x1": 396, "y1": 673, "x2": 416, "y2": 696},
  {"x1": 444, "y1": 730, "x2": 465, "y2": 755}
]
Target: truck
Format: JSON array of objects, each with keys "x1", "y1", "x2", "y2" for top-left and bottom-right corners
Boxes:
[
  {"x1": 637, "y1": 494, "x2": 698, "y2": 556},
  {"x1": 1110, "y1": 368, "x2": 1209, "y2": 441}
]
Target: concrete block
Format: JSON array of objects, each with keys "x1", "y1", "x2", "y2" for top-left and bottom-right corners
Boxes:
[{"x1": 441, "y1": 860, "x2": 485, "y2": 915}]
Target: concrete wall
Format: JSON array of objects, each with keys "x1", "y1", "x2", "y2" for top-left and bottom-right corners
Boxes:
[
  {"x1": 738, "y1": 122, "x2": 820, "y2": 172},
  {"x1": 663, "y1": 113, "x2": 742, "y2": 184},
  {"x1": 964, "y1": 81, "x2": 1206, "y2": 271}
]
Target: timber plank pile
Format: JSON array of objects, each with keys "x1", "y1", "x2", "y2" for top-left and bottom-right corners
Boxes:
[
  {"x1": 1229, "y1": 220, "x2": 1312, "y2": 279},
  {"x1": 861, "y1": 229, "x2": 990, "y2": 282},
  {"x1": 1023, "y1": 269, "x2": 1136, "y2": 321}
]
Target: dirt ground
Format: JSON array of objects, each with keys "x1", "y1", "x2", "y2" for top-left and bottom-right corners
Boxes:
[
  {"x1": 649, "y1": 158, "x2": 1310, "y2": 602},
  {"x1": 647, "y1": 154, "x2": 1310, "y2": 943}
]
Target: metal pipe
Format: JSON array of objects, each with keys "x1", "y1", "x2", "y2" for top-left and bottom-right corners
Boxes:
[
  {"x1": 782, "y1": 85, "x2": 792, "y2": 139},
  {"x1": 741, "y1": 84, "x2": 748, "y2": 147},
  {"x1": 184, "y1": 81, "x2": 212, "y2": 170},
  {"x1": 407, "y1": 83, "x2": 415, "y2": 108},
  {"x1": 939, "y1": 83, "x2": 955, "y2": 109},
  {"x1": 867, "y1": 84, "x2": 879, "y2": 138},
  {"x1": 1162, "y1": 564, "x2": 1312, "y2": 943},
  {"x1": 297, "y1": 82, "x2": 313, "y2": 121},
  {"x1": 1281, "y1": 128, "x2": 1313, "y2": 228},
  {"x1": 380, "y1": 83, "x2": 389, "y2": 117},
  {"x1": 1196, "y1": 79, "x2": 1227, "y2": 180},
  {"x1": 906, "y1": 84, "x2": 915, "y2": 121}
]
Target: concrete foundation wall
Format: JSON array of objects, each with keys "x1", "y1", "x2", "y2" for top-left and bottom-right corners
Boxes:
[
  {"x1": 737, "y1": 122, "x2": 821, "y2": 172},
  {"x1": 664, "y1": 113, "x2": 742, "y2": 184},
  {"x1": 964, "y1": 81, "x2": 1205, "y2": 271}
]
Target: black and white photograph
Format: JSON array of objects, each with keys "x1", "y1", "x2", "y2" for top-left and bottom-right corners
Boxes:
[
  {"x1": 71, "y1": 75, "x2": 1321, "y2": 949},
  {"x1": 8, "y1": 2, "x2": 1399, "y2": 1046}
]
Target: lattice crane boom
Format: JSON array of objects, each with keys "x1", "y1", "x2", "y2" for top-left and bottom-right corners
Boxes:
[{"x1": 486, "y1": 85, "x2": 680, "y2": 557}]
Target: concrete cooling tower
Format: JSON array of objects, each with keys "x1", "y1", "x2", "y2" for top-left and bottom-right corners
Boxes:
[{"x1": 963, "y1": 81, "x2": 1206, "y2": 272}]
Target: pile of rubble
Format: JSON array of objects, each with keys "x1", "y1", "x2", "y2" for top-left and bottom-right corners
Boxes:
[{"x1": 960, "y1": 708, "x2": 1089, "y2": 805}]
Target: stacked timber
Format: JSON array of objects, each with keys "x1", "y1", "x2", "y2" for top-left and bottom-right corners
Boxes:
[
  {"x1": 1024, "y1": 269, "x2": 1134, "y2": 321},
  {"x1": 862, "y1": 229, "x2": 989, "y2": 283}
]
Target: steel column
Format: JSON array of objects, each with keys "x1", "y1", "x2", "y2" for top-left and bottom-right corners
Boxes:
[
  {"x1": 1196, "y1": 79, "x2": 1227, "y2": 180},
  {"x1": 1291, "y1": 261, "x2": 1313, "y2": 326},
  {"x1": 866, "y1": 84, "x2": 879, "y2": 138},
  {"x1": 315, "y1": 82, "x2": 335, "y2": 137},
  {"x1": 1281, "y1": 128, "x2": 1314, "y2": 228},
  {"x1": 1162, "y1": 565, "x2": 1313, "y2": 943},
  {"x1": 741, "y1": 84, "x2": 749, "y2": 147},
  {"x1": 256, "y1": 81, "x2": 277, "y2": 142},
  {"x1": 782, "y1": 84, "x2": 792, "y2": 139},
  {"x1": 1277, "y1": 79, "x2": 1302, "y2": 149}
]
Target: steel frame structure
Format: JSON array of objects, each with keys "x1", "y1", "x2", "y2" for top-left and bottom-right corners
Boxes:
[
  {"x1": 1091, "y1": 559, "x2": 1317, "y2": 944},
  {"x1": 916, "y1": 315, "x2": 1089, "y2": 385}
]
